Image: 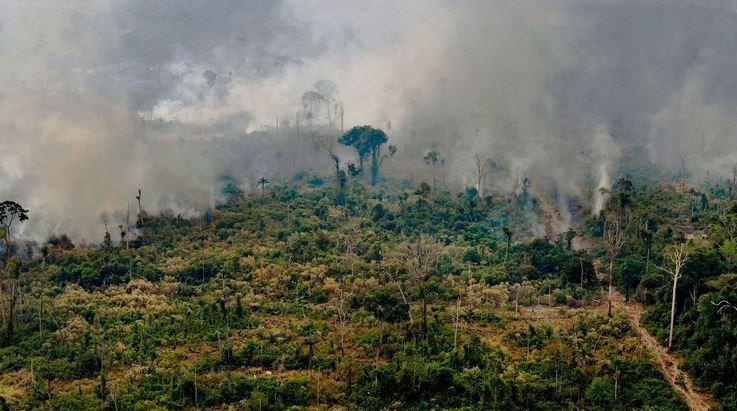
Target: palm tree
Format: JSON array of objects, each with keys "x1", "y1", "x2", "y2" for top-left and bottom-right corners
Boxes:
[{"x1": 257, "y1": 177, "x2": 270, "y2": 195}]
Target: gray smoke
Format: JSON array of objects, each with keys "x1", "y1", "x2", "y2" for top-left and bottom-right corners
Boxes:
[{"x1": 2, "y1": 0, "x2": 737, "y2": 240}]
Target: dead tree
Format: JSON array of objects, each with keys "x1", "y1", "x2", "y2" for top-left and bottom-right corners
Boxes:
[
  {"x1": 473, "y1": 155, "x2": 492, "y2": 197},
  {"x1": 513, "y1": 283, "x2": 521, "y2": 319},
  {"x1": 405, "y1": 236, "x2": 441, "y2": 340},
  {"x1": 655, "y1": 243, "x2": 690, "y2": 349},
  {"x1": 330, "y1": 284, "x2": 351, "y2": 358},
  {"x1": 388, "y1": 267, "x2": 414, "y2": 326},
  {"x1": 603, "y1": 213, "x2": 627, "y2": 317},
  {"x1": 125, "y1": 202, "x2": 130, "y2": 251},
  {"x1": 136, "y1": 188, "x2": 144, "y2": 226},
  {"x1": 315, "y1": 135, "x2": 341, "y2": 175}
]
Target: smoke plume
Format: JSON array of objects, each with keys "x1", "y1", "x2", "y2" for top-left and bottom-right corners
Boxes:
[{"x1": 2, "y1": 0, "x2": 737, "y2": 240}]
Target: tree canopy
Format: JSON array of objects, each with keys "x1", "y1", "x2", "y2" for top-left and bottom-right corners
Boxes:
[{"x1": 338, "y1": 125, "x2": 388, "y2": 185}]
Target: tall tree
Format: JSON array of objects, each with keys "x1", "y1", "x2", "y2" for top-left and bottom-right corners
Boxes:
[
  {"x1": 603, "y1": 212, "x2": 627, "y2": 317},
  {"x1": 338, "y1": 126, "x2": 388, "y2": 185},
  {"x1": 315, "y1": 134, "x2": 341, "y2": 175},
  {"x1": 301, "y1": 91, "x2": 325, "y2": 134},
  {"x1": 655, "y1": 243, "x2": 690, "y2": 349},
  {"x1": 473, "y1": 155, "x2": 493, "y2": 198},
  {"x1": 0, "y1": 201, "x2": 27, "y2": 340},
  {"x1": 614, "y1": 177, "x2": 634, "y2": 210},
  {"x1": 314, "y1": 79, "x2": 340, "y2": 130},
  {"x1": 423, "y1": 149, "x2": 443, "y2": 191},
  {"x1": 502, "y1": 226, "x2": 513, "y2": 262},
  {"x1": 0, "y1": 201, "x2": 29, "y2": 264},
  {"x1": 404, "y1": 236, "x2": 441, "y2": 340},
  {"x1": 257, "y1": 177, "x2": 270, "y2": 195},
  {"x1": 136, "y1": 188, "x2": 144, "y2": 226}
]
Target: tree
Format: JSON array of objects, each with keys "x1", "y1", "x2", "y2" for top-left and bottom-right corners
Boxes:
[
  {"x1": 502, "y1": 226, "x2": 513, "y2": 263},
  {"x1": 680, "y1": 246, "x2": 722, "y2": 306},
  {"x1": 346, "y1": 163, "x2": 361, "y2": 179},
  {"x1": 473, "y1": 155, "x2": 493, "y2": 198},
  {"x1": 136, "y1": 188, "x2": 144, "y2": 226},
  {"x1": 338, "y1": 126, "x2": 388, "y2": 185},
  {"x1": 335, "y1": 170, "x2": 348, "y2": 208},
  {"x1": 585, "y1": 377, "x2": 615, "y2": 408},
  {"x1": 257, "y1": 177, "x2": 270, "y2": 195},
  {"x1": 0, "y1": 201, "x2": 27, "y2": 341},
  {"x1": 102, "y1": 219, "x2": 112, "y2": 250},
  {"x1": 655, "y1": 243, "x2": 690, "y2": 349},
  {"x1": 315, "y1": 134, "x2": 341, "y2": 175},
  {"x1": 603, "y1": 212, "x2": 627, "y2": 316},
  {"x1": 423, "y1": 149, "x2": 444, "y2": 191},
  {"x1": 720, "y1": 239, "x2": 737, "y2": 267},
  {"x1": 0, "y1": 201, "x2": 29, "y2": 264},
  {"x1": 614, "y1": 177, "x2": 633, "y2": 206},
  {"x1": 415, "y1": 181, "x2": 431, "y2": 197},
  {"x1": 301, "y1": 91, "x2": 325, "y2": 134},
  {"x1": 404, "y1": 236, "x2": 441, "y2": 340},
  {"x1": 380, "y1": 144, "x2": 398, "y2": 170},
  {"x1": 564, "y1": 227, "x2": 576, "y2": 250},
  {"x1": 314, "y1": 79, "x2": 341, "y2": 130},
  {"x1": 328, "y1": 281, "x2": 352, "y2": 357}
]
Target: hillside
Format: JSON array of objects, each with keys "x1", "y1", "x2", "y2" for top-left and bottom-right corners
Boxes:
[{"x1": 4, "y1": 174, "x2": 735, "y2": 410}]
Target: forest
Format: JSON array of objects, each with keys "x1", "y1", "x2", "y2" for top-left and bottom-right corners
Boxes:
[{"x1": 2, "y1": 127, "x2": 736, "y2": 410}]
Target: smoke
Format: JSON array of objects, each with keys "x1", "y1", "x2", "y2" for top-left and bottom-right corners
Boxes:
[
  {"x1": 592, "y1": 128, "x2": 621, "y2": 216},
  {"x1": 2, "y1": 0, "x2": 737, "y2": 240}
]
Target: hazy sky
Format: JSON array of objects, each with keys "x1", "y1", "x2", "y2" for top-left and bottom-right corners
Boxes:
[{"x1": 2, "y1": 0, "x2": 737, "y2": 240}]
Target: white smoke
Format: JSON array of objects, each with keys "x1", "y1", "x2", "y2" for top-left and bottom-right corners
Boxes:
[
  {"x1": 591, "y1": 128, "x2": 621, "y2": 216},
  {"x1": 1, "y1": 0, "x2": 737, "y2": 241}
]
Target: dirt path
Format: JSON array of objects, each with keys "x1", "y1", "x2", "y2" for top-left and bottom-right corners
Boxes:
[{"x1": 609, "y1": 290, "x2": 714, "y2": 411}]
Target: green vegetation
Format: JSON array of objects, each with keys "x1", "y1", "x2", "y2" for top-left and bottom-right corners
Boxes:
[
  {"x1": 592, "y1": 179, "x2": 737, "y2": 408},
  {"x1": 4, "y1": 170, "x2": 736, "y2": 409}
]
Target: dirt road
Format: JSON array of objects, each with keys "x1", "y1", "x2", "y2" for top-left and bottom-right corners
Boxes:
[{"x1": 609, "y1": 290, "x2": 714, "y2": 411}]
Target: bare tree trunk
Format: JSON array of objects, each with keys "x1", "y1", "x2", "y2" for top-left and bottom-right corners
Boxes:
[
  {"x1": 136, "y1": 189, "x2": 144, "y2": 226},
  {"x1": 395, "y1": 280, "x2": 413, "y2": 325},
  {"x1": 0, "y1": 280, "x2": 5, "y2": 327},
  {"x1": 6, "y1": 280, "x2": 16, "y2": 340},
  {"x1": 614, "y1": 373, "x2": 618, "y2": 400},
  {"x1": 38, "y1": 282, "x2": 43, "y2": 334},
  {"x1": 656, "y1": 244, "x2": 688, "y2": 350},
  {"x1": 421, "y1": 286, "x2": 428, "y2": 340},
  {"x1": 126, "y1": 201, "x2": 131, "y2": 281},
  {"x1": 690, "y1": 284, "x2": 697, "y2": 306},
  {"x1": 453, "y1": 296, "x2": 461, "y2": 350},
  {"x1": 668, "y1": 274, "x2": 679, "y2": 349},
  {"x1": 194, "y1": 366, "x2": 198, "y2": 408},
  {"x1": 580, "y1": 257, "x2": 585, "y2": 287},
  {"x1": 608, "y1": 259, "x2": 614, "y2": 317}
]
